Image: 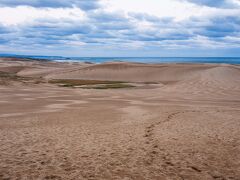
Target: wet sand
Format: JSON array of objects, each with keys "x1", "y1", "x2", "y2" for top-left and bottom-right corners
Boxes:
[{"x1": 0, "y1": 58, "x2": 240, "y2": 179}]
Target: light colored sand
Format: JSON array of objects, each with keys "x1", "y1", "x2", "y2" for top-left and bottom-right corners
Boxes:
[{"x1": 0, "y1": 58, "x2": 240, "y2": 179}]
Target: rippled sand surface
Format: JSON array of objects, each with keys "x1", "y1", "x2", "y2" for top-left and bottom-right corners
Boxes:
[{"x1": 0, "y1": 58, "x2": 240, "y2": 179}]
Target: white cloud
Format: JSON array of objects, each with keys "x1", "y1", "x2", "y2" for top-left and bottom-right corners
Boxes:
[
  {"x1": 0, "y1": 6, "x2": 86, "y2": 26},
  {"x1": 101, "y1": 0, "x2": 217, "y2": 21}
]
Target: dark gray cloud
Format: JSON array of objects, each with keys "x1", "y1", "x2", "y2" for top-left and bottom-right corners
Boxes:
[
  {"x1": 0, "y1": 24, "x2": 16, "y2": 46},
  {"x1": 0, "y1": 24, "x2": 11, "y2": 34},
  {"x1": 196, "y1": 16, "x2": 240, "y2": 38},
  {"x1": 0, "y1": 0, "x2": 100, "y2": 10},
  {"x1": 183, "y1": 0, "x2": 239, "y2": 8}
]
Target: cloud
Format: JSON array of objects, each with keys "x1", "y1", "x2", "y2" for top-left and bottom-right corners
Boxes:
[
  {"x1": 0, "y1": 0, "x2": 100, "y2": 10},
  {"x1": 183, "y1": 0, "x2": 240, "y2": 8},
  {"x1": 0, "y1": 0, "x2": 239, "y2": 56},
  {"x1": 196, "y1": 16, "x2": 240, "y2": 38},
  {"x1": 1, "y1": 11, "x2": 238, "y2": 49},
  {"x1": 0, "y1": 6, "x2": 86, "y2": 26},
  {"x1": 0, "y1": 24, "x2": 10, "y2": 34}
]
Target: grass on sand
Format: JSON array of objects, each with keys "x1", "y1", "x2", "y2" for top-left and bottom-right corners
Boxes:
[{"x1": 49, "y1": 79, "x2": 135, "y2": 89}]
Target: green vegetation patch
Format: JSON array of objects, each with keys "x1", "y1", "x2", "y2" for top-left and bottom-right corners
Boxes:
[
  {"x1": 0, "y1": 71, "x2": 45, "y2": 85},
  {"x1": 143, "y1": 82, "x2": 159, "y2": 84},
  {"x1": 82, "y1": 83, "x2": 135, "y2": 89},
  {"x1": 49, "y1": 79, "x2": 135, "y2": 89},
  {"x1": 0, "y1": 71, "x2": 19, "y2": 79}
]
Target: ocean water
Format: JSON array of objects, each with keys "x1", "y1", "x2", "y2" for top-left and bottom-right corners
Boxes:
[{"x1": 1, "y1": 55, "x2": 240, "y2": 64}]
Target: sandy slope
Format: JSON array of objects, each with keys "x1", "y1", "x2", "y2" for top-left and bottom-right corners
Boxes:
[
  {"x1": 45, "y1": 62, "x2": 215, "y2": 82},
  {"x1": 0, "y1": 58, "x2": 240, "y2": 180}
]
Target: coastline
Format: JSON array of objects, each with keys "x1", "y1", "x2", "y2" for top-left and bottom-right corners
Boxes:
[{"x1": 1, "y1": 55, "x2": 240, "y2": 64}]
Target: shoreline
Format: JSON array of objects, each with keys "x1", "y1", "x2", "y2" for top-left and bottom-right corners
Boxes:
[{"x1": 1, "y1": 56, "x2": 240, "y2": 65}]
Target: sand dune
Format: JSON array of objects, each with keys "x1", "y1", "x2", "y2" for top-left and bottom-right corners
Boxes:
[
  {"x1": 0, "y1": 58, "x2": 240, "y2": 179},
  {"x1": 45, "y1": 62, "x2": 217, "y2": 82}
]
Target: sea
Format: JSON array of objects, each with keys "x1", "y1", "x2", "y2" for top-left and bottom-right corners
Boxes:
[{"x1": 1, "y1": 54, "x2": 240, "y2": 64}]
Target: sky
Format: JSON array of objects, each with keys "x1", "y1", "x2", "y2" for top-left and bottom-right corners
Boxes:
[{"x1": 0, "y1": 0, "x2": 240, "y2": 57}]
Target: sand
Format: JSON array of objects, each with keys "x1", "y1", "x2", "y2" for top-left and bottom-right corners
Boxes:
[{"x1": 0, "y1": 58, "x2": 240, "y2": 180}]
